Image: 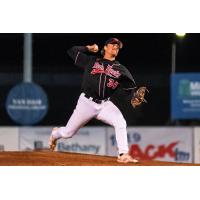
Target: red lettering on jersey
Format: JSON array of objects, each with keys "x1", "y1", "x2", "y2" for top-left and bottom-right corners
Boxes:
[
  {"x1": 90, "y1": 62, "x2": 121, "y2": 78},
  {"x1": 91, "y1": 68, "x2": 104, "y2": 75},
  {"x1": 90, "y1": 62, "x2": 104, "y2": 75},
  {"x1": 105, "y1": 65, "x2": 121, "y2": 78}
]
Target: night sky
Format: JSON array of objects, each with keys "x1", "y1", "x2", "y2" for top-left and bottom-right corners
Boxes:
[{"x1": 0, "y1": 33, "x2": 199, "y2": 73}]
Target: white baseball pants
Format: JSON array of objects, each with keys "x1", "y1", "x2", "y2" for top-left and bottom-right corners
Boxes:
[{"x1": 52, "y1": 93, "x2": 129, "y2": 154}]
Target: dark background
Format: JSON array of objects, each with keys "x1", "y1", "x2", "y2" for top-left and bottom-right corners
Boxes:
[{"x1": 0, "y1": 33, "x2": 199, "y2": 126}]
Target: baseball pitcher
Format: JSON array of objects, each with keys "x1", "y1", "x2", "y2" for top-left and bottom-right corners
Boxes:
[{"x1": 48, "y1": 38, "x2": 148, "y2": 163}]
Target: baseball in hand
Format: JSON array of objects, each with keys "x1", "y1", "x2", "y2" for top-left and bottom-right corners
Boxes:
[
  {"x1": 86, "y1": 44, "x2": 99, "y2": 53},
  {"x1": 93, "y1": 44, "x2": 99, "y2": 52}
]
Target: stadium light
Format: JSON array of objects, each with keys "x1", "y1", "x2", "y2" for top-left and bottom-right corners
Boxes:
[
  {"x1": 171, "y1": 33, "x2": 186, "y2": 74},
  {"x1": 176, "y1": 33, "x2": 186, "y2": 38}
]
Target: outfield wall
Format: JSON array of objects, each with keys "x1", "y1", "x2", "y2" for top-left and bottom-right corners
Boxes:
[
  {"x1": 0, "y1": 127, "x2": 19, "y2": 151},
  {"x1": 0, "y1": 126, "x2": 199, "y2": 163},
  {"x1": 194, "y1": 127, "x2": 200, "y2": 163}
]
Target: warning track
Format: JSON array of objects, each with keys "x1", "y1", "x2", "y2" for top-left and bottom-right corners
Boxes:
[{"x1": 0, "y1": 151, "x2": 199, "y2": 166}]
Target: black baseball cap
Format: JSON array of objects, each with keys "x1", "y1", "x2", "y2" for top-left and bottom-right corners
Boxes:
[{"x1": 104, "y1": 38, "x2": 123, "y2": 49}]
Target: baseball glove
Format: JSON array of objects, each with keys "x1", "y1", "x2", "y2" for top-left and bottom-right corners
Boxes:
[{"x1": 131, "y1": 86, "x2": 149, "y2": 108}]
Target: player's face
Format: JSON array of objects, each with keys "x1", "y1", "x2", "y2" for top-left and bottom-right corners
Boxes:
[{"x1": 104, "y1": 43, "x2": 120, "y2": 57}]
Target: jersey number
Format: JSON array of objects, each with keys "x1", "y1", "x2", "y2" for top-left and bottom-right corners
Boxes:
[{"x1": 107, "y1": 78, "x2": 119, "y2": 89}]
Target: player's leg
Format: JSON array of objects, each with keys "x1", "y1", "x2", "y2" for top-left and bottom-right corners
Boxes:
[
  {"x1": 96, "y1": 101, "x2": 138, "y2": 163},
  {"x1": 49, "y1": 93, "x2": 99, "y2": 150},
  {"x1": 96, "y1": 101, "x2": 128, "y2": 154}
]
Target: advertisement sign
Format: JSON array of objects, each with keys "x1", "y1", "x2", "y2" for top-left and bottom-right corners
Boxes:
[
  {"x1": 107, "y1": 127, "x2": 193, "y2": 163},
  {"x1": 6, "y1": 82, "x2": 48, "y2": 125},
  {"x1": 0, "y1": 127, "x2": 19, "y2": 151},
  {"x1": 194, "y1": 127, "x2": 200, "y2": 163},
  {"x1": 57, "y1": 127, "x2": 106, "y2": 155},
  {"x1": 171, "y1": 73, "x2": 200, "y2": 120},
  {"x1": 19, "y1": 127, "x2": 106, "y2": 155},
  {"x1": 19, "y1": 127, "x2": 52, "y2": 151}
]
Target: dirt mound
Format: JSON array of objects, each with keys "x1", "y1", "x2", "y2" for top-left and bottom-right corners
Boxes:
[{"x1": 0, "y1": 151, "x2": 198, "y2": 166}]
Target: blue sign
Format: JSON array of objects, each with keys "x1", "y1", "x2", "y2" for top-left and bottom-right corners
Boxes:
[
  {"x1": 171, "y1": 73, "x2": 200, "y2": 120},
  {"x1": 6, "y1": 82, "x2": 48, "y2": 125}
]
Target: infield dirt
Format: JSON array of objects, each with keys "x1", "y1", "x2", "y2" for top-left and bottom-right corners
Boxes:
[{"x1": 0, "y1": 151, "x2": 199, "y2": 166}]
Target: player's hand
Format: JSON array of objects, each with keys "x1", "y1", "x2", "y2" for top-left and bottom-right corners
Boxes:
[{"x1": 86, "y1": 44, "x2": 99, "y2": 53}]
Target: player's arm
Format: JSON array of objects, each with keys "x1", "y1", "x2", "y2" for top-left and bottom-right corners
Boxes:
[
  {"x1": 67, "y1": 44, "x2": 98, "y2": 68},
  {"x1": 121, "y1": 78, "x2": 136, "y2": 97},
  {"x1": 119, "y1": 66, "x2": 137, "y2": 101},
  {"x1": 120, "y1": 65, "x2": 137, "y2": 90}
]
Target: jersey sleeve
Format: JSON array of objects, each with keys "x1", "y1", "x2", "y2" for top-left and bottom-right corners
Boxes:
[
  {"x1": 120, "y1": 65, "x2": 136, "y2": 90},
  {"x1": 120, "y1": 78, "x2": 136, "y2": 92},
  {"x1": 67, "y1": 46, "x2": 92, "y2": 68}
]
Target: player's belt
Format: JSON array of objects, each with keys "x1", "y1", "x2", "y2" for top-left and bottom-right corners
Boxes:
[{"x1": 83, "y1": 93, "x2": 110, "y2": 104}]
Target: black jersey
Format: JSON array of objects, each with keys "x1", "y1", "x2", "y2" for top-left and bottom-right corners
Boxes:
[{"x1": 67, "y1": 46, "x2": 136, "y2": 100}]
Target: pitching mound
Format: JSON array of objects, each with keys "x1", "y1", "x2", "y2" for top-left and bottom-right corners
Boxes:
[{"x1": 0, "y1": 151, "x2": 199, "y2": 166}]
